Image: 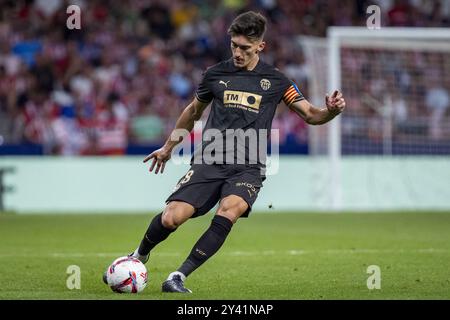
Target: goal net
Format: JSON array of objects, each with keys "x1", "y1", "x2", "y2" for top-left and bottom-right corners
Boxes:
[{"x1": 298, "y1": 28, "x2": 450, "y2": 210}]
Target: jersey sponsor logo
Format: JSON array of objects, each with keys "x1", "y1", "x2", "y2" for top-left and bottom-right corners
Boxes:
[
  {"x1": 260, "y1": 78, "x2": 271, "y2": 91},
  {"x1": 219, "y1": 80, "x2": 230, "y2": 88},
  {"x1": 223, "y1": 90, "x2": 262, "y2": 113}
]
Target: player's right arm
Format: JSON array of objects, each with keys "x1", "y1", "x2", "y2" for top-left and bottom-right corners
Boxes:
[{"x1": 143, "y1": 97, "x2": 209, "y2": 174}]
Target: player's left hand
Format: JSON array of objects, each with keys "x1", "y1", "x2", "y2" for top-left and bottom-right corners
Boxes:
[{"x1": 326, "y1": 90, "x2": 346, "y2": 115}]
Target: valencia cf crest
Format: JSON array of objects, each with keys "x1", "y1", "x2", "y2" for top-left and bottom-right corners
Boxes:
[{"x1": 260, "y1": 79, "x2": 271, "y2": 91}]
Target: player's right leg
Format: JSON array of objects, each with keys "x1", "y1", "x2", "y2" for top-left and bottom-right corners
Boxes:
[
  {"x1": 133, "y1": 164, "x2": 223, "y2": 266},
  {"x1": 130, "y1": 201, "x2": 195, "y2": 263},
  {"x1": 159, "y1": 165, "x2": 226, "y2": 293}
]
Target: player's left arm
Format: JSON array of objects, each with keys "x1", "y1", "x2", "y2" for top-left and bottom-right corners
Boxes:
[{"x1": 287, "y1": 90, "x2": 346, "y2": 125}]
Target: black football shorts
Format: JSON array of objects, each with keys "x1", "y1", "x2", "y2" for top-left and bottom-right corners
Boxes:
[{"x1": 166, "y1": 164, "x2": 265, "y2": 218}]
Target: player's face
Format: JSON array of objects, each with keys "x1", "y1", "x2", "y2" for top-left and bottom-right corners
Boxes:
[{"x1": 230, "y1": 35, "x2": 265, "y2": 70}]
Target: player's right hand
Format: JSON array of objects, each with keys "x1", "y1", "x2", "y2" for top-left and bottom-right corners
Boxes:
[{"x1": 143, "y1": 147, "x2": 172, "y2": 174}]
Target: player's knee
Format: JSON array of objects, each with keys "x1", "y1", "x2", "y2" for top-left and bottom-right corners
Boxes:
[
  {"x1": 162, "y1": 202, "x2": 193, "y2": 229},
  {"x1": 161, "y1": 209, "x2": 181, "y2": 229},
  {"x1": 217, "y1": 197, "x2": 248, "y2": 224}
]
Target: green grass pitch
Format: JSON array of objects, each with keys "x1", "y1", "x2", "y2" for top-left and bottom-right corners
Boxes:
[{"x1": 0, "y1": 212, "x2": 449, "y2": 300}]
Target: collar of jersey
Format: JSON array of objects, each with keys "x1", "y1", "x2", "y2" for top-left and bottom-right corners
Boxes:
[{"x1": 227, "y1": 58, "x2": 264, "y2": 74}]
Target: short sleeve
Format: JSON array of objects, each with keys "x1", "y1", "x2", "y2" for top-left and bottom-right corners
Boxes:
[
  {"x1": 195, "y1": 70, "x2": 213, "y2": 103},
  {"x1": 282, "y1": 81, "x2": 305, "y2": 106}
]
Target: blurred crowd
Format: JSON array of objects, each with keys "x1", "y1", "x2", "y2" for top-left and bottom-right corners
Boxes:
[{"x1": 0, "y1": 0, "x2": 449, "y2": 155}]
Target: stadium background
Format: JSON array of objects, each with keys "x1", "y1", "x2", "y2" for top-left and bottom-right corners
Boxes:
[
  {"x1": 1, "y1": 0, "x2": 449, "y2": 157},
  {"x1": 0, "y1": 0, "x2": 450, "y2": 300}
]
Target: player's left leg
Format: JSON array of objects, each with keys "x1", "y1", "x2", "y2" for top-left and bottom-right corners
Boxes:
[{"x1": 162, "y1": 195, "x2": 248, "y2": 293}]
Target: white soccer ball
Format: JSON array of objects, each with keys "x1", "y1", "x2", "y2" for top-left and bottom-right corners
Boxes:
[{"x1": 106, "y1": 256, "x2": 148, "y2": 293}]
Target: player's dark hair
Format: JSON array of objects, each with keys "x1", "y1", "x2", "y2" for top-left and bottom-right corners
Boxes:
[{"x1": 227, "y1": 11, "x2": 267, "y2": 41}]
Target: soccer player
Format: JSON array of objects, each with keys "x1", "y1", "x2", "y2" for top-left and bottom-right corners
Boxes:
[{"x1": 105, "y1": 11, "x2": 345, "y2": 293}]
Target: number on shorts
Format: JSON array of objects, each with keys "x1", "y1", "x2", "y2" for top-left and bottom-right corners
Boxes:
[{"x1": 180, "y1": 170, "x2": 194, "y2": 184}]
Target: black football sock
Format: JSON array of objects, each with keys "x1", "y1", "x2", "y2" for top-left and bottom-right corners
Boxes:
[
  {"x1": 177, "y1": 215, "x2": 233, "y2": 277},
  {"x1": 138, "y1": 212, "x2": 176, "y2": 255}
]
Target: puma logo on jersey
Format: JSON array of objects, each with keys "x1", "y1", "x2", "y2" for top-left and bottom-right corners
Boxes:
[{"x1": 219, "y1": 80, "x2": 230, "y2": 88}]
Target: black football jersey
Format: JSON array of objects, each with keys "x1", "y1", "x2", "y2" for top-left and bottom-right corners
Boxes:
[{"x1": 192, "y1": 58, "x2": 304, "y2": 170}]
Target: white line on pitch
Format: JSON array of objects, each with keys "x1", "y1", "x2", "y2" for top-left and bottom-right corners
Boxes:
[{"x1": 1, "y1": 248, "x2": 449, "y2": 258}]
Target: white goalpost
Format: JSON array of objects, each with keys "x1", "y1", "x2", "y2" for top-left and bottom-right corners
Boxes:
[{"x1": 299, "y1": 27, "x2": 450, "y2": 211}]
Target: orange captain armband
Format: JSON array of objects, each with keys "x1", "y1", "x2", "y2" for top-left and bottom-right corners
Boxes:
[{"x1": 282, "y1": 82, "x2": 304, "y2": 106}]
